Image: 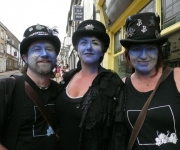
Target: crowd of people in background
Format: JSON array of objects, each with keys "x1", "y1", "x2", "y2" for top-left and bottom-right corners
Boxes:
[{"x1": 54, "y1": 64, "x2": 70, "y2": 82}]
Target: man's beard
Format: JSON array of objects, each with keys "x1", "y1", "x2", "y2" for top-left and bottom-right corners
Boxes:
[{"x1": 28, "y1": 62, "x2": 54, "y2": 75}]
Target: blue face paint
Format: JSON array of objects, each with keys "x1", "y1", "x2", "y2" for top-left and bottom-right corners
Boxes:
[
  {"x1": 77, "y1": 37, "x2": 103, "y2": 65},
  {"x1": 128, "y1": 44, "x2": 158, "y2": 74},
  {"x1": 27, "y1": 40, "x2": 56, "y2": 75}
]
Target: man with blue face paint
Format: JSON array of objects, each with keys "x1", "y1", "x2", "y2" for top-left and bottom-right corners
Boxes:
[
  {"x1": 120, "y1": 12, "x2": 180, "y2": 149},
  {"x1": 56, "y1": 20, "x2": 127, "y2": 150},
  {"x1": 0, "y1": 24, "x2": 61, "y2": 150}
]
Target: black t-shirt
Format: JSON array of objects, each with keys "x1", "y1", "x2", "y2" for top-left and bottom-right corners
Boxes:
[
  {"x1": 125, "y1": 71, "x2": 180, "y2": 150},
  {"x1": 15, "y1": 74, "x2": 60, "y2": 150},
  {"x1": 56, "y1": 88, "x2": 83, "y2": 150}
]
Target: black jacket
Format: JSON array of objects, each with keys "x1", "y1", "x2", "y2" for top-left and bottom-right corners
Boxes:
[{"x1": 59, "y1": 66, "x2": 128, "y2": 150}]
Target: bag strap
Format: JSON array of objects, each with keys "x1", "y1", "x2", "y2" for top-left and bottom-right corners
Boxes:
[
  {"x1": 25, "y1": 81, "x2": 59, "y2": 141},
  {"x1": 127, "y1": 67, "x2": 173, "y2": 150}
]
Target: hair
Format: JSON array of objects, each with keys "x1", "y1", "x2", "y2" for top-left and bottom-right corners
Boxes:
[
  {"x1": 19, "y1": 63, "x2": 28, "y2": 74},
  {"x1": 66, "y1": 64, "x2": 69, "y2": 68},
  {"x1": 124, "y1": 45, "x2": 164, "y2": 73}
]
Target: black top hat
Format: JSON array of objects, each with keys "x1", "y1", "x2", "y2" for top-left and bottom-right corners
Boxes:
[
  {"x1": 72, "y1": 20, "x2": 110, "y2": 52},
  {"x1": 120, "y1": 12, "x2": 168, "y2": 48},
  {"x1": 20, "y1": 24, "x2": 61, "y2": 56}
]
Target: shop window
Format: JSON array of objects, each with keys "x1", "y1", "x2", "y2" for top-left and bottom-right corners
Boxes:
[
  {"x1": 162, "y1": 0, "x2": 180, "y2": 29},
  {"x1": 114, "y1": 29, "x2": 122, "y2": 54},
  {"x1": 139, "y1": 0, "x2": 156, "y2": 13},
  {"x1": 116, "y1": 53, "x2": 133, "y2": 78},
  {"x1": 163, "y1": 29, "x2": 180, "y2": 68},
  {"x1": 6, "y1": 58, "x2": 12, "y2": 67},
  {"x1": 14, "y1": 61, "x2": 18, "y2": 69}
]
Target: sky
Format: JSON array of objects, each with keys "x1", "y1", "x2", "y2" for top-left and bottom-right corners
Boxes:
[{"x1": 0, "y1": 0, "x2": 71, "y2": 42}]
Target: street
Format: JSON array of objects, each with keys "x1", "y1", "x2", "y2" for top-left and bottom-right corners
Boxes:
[{"x1": 0, "y1": 70, "x2": 22, "y2": 79}]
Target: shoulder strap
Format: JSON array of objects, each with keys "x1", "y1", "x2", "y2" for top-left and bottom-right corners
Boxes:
[
  {"x1": 127, "y1": 67, "x2": 173, "y2": 150},
  {"x1": 24, "y1": 81, "x2": 59, "y2": 140}
]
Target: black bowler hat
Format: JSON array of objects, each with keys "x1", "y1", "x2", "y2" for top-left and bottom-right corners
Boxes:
[
  {"x1": 20, "y1": 24, "x2": 61, "y2": 56},
  {"x1": 120, "y1": 12, "x2": 168, "y2": 48},
  {"x1": 72, "y1": 19, "x2": 110, "y2": 52}
]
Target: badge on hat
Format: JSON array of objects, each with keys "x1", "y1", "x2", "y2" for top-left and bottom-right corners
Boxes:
[
  {"x1": 36, "y1": 24, "x2": 45, "y2": 30},
  {"x1": 29, "y1": 27, "x2": 33, "y2": 32},
  {"x1": 85, "y1": 24, "x2": 94, "y2": 30}
]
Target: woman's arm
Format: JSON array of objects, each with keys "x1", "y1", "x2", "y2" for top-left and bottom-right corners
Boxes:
[{"x1": 174, "y1": 67, "x2": 180, "y2": 92}]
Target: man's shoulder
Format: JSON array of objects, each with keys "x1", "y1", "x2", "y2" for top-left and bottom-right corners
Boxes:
[
  {"x1": 0, "y1": 77, "x2": 16, "y2": 92},
  {"x1": 0, "y1": 77, "x2": 16, "y2": 84}
]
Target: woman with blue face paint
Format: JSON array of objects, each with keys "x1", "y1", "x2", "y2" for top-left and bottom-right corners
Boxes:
[
  {"x1": 120, "y1": 12, "x2": 180, "y2": 149},
  {"x1": 56, "y1": 20, "x2": 127, "y2": 150}
]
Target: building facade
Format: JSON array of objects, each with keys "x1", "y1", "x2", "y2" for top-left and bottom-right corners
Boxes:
[
  {"x1": 97, "y1": 0, "x2": 180, "y2": 77},
  {"x1": 6, "y1": 30, "x2": 20, "y2": 71},
  {"x1": 61, "y1": 0, "x2": 98, "y2": 69},
  {"x1": 0, "y1": 21, "x2": 20, "y2": 72},
  {"x1": 0, "y1": 22, "x2": 8, "y2": 72}
]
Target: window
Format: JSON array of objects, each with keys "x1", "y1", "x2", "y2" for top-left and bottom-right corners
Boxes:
[
  {"x1": 6, "y1": 58, "x2": 12, "y2": 67},
  {"x1": 1, "y1": 30, "x2": 4, "y2": 39},
  {"x1": 7, "y1": 44, "x2": 11, "y2": 54},
  {"x1": 140, "y1": 0, "x2": 156, "y2": 13},
  {"x1": 0, "y1": 43, "x2": 3, "y2": 53},
  {"x1": 14, "y1": 61, "x2": 18, "y2": 69},
  {"x1": 162, "y1": 0, "x2": 180, "y2": 29},
  {"x1": 11, "y1": 39, "x2": 14, "y2": 45},
  {"x1": 114, "y1": 29, "x2": 122, "y2": 54}
]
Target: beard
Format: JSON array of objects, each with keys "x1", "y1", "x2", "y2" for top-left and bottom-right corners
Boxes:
[{"x1": 28, "y1": 62, "x2": 54, "y2": 75}]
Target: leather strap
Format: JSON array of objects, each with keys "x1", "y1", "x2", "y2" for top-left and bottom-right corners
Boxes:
[
  {"x1": 25, "y1": 81, "x2": 59, "y2": 140},
  {"x1": 127, "y1": 67, "x2": 173, "y2": 150}
]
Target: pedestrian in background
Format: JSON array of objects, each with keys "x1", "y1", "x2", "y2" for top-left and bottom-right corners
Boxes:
[
  {"x1": 65, "y1": 63, "x2": 70, "y2": 72},
  {"x1": 55, "y1": 65, "x2": 61, "y2": 82},
  {"x1": 120, "y1": 12, "x2": 180, "y2": 149},
  {"x1": 0, "y1": 24, "x2": 61, "y2": 150},
  {"x1": 56, "y1": 20, "x2": 127, "y2": 150}
]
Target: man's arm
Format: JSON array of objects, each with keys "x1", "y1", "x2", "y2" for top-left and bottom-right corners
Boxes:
[{"x1": 0, "y1": 78, "x2": 15, "y2": 149}]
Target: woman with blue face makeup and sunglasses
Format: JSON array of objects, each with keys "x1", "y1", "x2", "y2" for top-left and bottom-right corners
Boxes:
[
  {"x1": 120, "y1": 12, "x2": 180, "y2": 149},
  {"x1": 56, "y1": 20, "x2": 127, "y2": 150}
]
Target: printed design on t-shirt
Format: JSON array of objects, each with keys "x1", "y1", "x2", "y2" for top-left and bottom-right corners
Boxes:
[
  {"x1": 32, "y1": 104, "x2": 55, "y2": 137},
  {"x1": 127, "y1": 105, "x2": 178, "y2": 146},
  {"x1": 155, "y1": 130, "x2": 178, "y2": 146}
]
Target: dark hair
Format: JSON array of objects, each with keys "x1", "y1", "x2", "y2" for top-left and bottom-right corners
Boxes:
[{"x1": 124, "y1": 45, "x2": 164, "y2": 73}]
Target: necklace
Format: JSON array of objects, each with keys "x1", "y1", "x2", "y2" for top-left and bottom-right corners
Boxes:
[
  {"x1": 136, "y1": 76, "x2": 152, "y2": 86},
  {"x1": 36, "y1": 83, "x2": 50, "y2": 90},
  {"x1": 135, "y1": 71, "x2": 162, "y2": 86},
  {"x1": 140, "y1": 79, "x2": 151, "y2": 86}
]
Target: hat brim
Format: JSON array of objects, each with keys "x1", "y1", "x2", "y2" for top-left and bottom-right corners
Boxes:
[
  {"x1": 20, "y1": 35, "x2": 61, "y2": 56},
  {"x1": 72, "y1": 30, "x2": 110, "y2": 48},
  {"x1": 120, "y1": 37, "x2": 168, "y2": 48}
]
